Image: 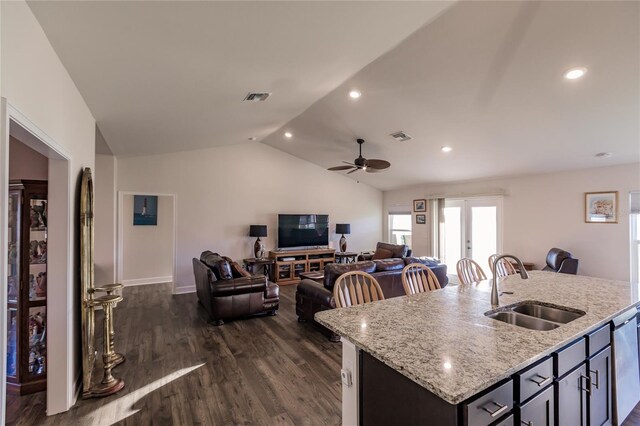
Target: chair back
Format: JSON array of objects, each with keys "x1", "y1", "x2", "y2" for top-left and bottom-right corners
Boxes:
[
  {"x1": 402, "y1": 263, "x2": 441, "y2": 295},
  {"x1": 333, "y1": 271, "x2": 385, "y2": 308},
  {"x1": 456, "y1": 258, "x2": 487, "y2": 285},
  {"x1": 488, "y1": 254, "x2": 517, "y2": 278}
]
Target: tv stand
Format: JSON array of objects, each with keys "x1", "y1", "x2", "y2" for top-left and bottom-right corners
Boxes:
[{"x1": 269, "y1": 248, "x2": 335, "y2": 285}]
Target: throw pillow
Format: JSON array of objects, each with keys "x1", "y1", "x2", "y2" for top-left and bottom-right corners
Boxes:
[{"x1": 372, "y1": 248, "x2": 393, "y2": 260}]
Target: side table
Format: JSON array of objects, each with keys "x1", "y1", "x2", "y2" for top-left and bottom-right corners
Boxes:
[
  {"x1": 244, "y1": 258, "x2": 275, "y2": 278},
  {"x1": 335, "y1": 252, "x2": 358, "y2": 264},
  {"x1": 299, "y1": 271, "x2": 324, "y2": 284}
]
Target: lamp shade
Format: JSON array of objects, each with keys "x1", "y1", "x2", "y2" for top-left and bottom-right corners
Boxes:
[
  {"x1": 335, "y1": 224, "x2": 351, "y2": 235},
  {"x1": 249, "y1": 225, "x2": 267, "y2": 238}
]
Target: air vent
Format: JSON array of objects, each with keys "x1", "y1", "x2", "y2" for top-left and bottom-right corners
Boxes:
[
  {"x1": 390, "y1": 131, "x2": 412, "y2": 142},
  {"x1": 243, "y1": 92, "x2": 271, "y2": 102}
]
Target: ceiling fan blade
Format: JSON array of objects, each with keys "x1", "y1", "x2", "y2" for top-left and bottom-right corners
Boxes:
[
  {"x1": 347, "y1": 168, "x2": 359, "y2": 174},
  {"x1": 365, "y1": 159, "x2": 391, "y2": 170},
  {"x1": 342, "y1": 161, "x2": 357, "y2": 166},
  {"x1": 328, "y1": 165, "x2": 355, "y2": 171}
]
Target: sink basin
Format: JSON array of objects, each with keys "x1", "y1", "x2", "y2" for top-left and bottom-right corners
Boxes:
[
  {"x1": 486, "y1": 311, "x2": 560, "y2": 331},
  {"x1": 512, "y1": 303, "x2": 584, "y2": 324},
  {"x1": 485, "y1": 301, "x2": 585, "y2": 331}
]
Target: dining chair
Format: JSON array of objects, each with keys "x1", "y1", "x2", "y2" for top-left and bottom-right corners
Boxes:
[
  {"x1": 456, "y1": 258, "x2": 487, "y2": 285},
  {"x1": 488, "y1": 254, "x2": 517, "y2": 278},
  {"x1": 333, "y1": 271, "x2": 385, "y2": 308},
  {"x1": 402, "y1": 263, "x2": 441, "y2": 295}
]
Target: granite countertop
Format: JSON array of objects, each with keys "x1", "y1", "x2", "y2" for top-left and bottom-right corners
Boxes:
[{"x1": 315, "y1": 271, "x2": 640, "y2": 405}]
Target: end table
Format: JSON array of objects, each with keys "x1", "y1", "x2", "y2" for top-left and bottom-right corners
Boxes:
[
  {"x1": 244, "y1": 258, "x2": 275, "y2": 278},
  {"x1": 335, "y1": 252, "x2": 358, "y2": 264}
]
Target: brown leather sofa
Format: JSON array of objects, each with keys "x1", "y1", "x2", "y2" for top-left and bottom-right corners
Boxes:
[
  {"x1": 296, "y1": 257, "x2": 447, "y2": 340},
  {"x1": 193, "y1": 251, "x2": 279, "y2": 325},
  {"x1": 357, "y1": 242, "x2": 412, "y2": 261}
]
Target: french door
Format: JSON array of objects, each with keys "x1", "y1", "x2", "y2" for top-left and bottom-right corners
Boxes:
[{"x1": 442, "y1": 197, "x2": 503, "y2": 273}]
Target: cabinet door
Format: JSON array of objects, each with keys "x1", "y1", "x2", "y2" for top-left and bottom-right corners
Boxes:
[
  {"x1": 556, "y1": 363, "x2": 588, "y2": 426},
  {"x1": 520, "y1": 385, "x2": 554, "y2": 426},
  {"x1": 588, "y1": 347, "x2": 612, "y2": 426}
]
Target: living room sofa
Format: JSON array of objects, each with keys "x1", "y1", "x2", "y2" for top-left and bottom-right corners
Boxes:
[
  {"x1": 193, "y1": 251, "x2": 279, "y2": 325},
  {"x1": 295, "y1": 257, "x2": 447, "y2": 340}
]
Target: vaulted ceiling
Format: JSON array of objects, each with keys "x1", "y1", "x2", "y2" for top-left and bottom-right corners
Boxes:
[{"x1": 29, "y1": 1, "x2": 639, "y2": 190}]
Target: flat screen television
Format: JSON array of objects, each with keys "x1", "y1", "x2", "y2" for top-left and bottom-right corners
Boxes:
[{"x1": 278, "y1": 214, "x2": 329, "y2": 249}]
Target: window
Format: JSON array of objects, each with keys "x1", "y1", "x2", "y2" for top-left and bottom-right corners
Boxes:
[
  {"x1": 389, "y1": 213, "x2": 412, "y2": 247},
  {"x1": 631, "y1": 192, "x2": 640, "y2": 285}
]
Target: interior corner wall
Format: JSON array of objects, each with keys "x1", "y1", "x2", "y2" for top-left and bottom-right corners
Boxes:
[
  {"x1": 1, "y1": 0, "x2": 96, "y2": 414},
  {"x1": 9, "y1": 135, "x2": 48, "y2": 180},
  {"x1": 121, "y1": 194, "x2": 173, "y2": 284},
  {"x1": 94, "y1": 154, "x2": 116, "y2": 285},
  {"x1": 383, "y1": 163, "x2": 640, "y2": 282},
  {"x1": 116, "y1": 142, "x2": 383, "y2": 292}
]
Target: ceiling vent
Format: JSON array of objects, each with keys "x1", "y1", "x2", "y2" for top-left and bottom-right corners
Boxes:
[
  {"x1": 390, "y1": 131, "x2": 412, "y2": 142},
  {"x1": 243, "y1": 92, "x2": 271, "y2": 102}
]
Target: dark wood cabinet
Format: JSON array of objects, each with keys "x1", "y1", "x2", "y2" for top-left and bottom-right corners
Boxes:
[
  {"x1": 520, "y1": 385, "x2": 554, "y2": 426},
  {"x1": 7, "y1": 180, "x2": 48, "y2": 395},
  {"x1": 555, "y1": 363, "x2": 588, "y2": 426},
  {"x1": 588, "y1": 347, "x2": 612, "y2": 426}
]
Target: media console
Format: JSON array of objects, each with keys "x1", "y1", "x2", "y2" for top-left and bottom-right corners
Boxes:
[{"x1": 268, "y1": 248, "x2": 335, "y2": 285}]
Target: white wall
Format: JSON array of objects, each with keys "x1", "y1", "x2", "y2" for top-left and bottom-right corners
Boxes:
[
  {"x1": 384, "y1": 163, "x2": 640, "y2": 282},
  {"x1": 1, "y1": 0, "x2": 96, "y2": 414},
  {"x1": 116, "y1": 142, "x2": 383, "y2": 292},
  {"x1": 94, "y1": 154, "x2": 116, "y2": 285},
  {"x1": 9, "y1": 135, "x2": 48, "y2": 180},
  {"x1": 122, "y1": 194, "x2": 173, "y2": 283}
]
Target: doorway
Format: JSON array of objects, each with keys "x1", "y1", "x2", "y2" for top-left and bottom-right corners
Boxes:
[{"x1": 442, "y1": 197, "x2": 503, "y2": 277}]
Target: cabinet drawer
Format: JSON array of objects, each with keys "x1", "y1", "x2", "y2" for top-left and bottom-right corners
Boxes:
[
  {"x1": 554, "y1": 338, "x2": 586, "y2": 378},
  {"x1": 494, "y1": 414, "x2": 513, "y2": 426},
  {"x1": 519, "y1": 385, "x2": 554, "y2": 426},
  {"x1": 516, "y1": 356, "x2": 553, "y2": 403},
  {"x1": 586, "y1": 324, "x2": 610, "y2": 357},
  {"x1": 464, "y1": 380, "x2": 513, "y2": 426}
]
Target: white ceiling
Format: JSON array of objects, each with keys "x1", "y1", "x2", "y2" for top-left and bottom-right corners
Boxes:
[
  {"x1": 27, "y1": 1, "x2": 453, "y2": 158},
  {"x1": 28, "y1": 1, "x2": 640, "y2": 191}
]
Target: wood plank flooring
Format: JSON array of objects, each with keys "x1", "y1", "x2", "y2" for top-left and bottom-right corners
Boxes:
[
  {"x1": 6, "y1": 283, "x2": 640, "y2": 425},
  {"x1": 6, "y1": 284, "x2": 341, "y2": 425}
]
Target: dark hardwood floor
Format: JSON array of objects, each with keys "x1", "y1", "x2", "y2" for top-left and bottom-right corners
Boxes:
[
  {"x1": 6, "y1": 283, "x2": 640, "y2": 425},
  {"x1": 6, "y1": 284, "x2": 341, "y2": 425}
]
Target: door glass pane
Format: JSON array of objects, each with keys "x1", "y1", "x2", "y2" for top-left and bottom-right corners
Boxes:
[
  {"x1": 471, "y1": 206, "x2": 497, "y2": 267},
  {"x1": 7, "y1": 308, "x2": 17, "y2": 377},
  {"x1": 443, "y1": 207, "x2": 461, "y2": 268},
  {"x1": 27, "y1": 306, "x2": 46, "y2": 377}
]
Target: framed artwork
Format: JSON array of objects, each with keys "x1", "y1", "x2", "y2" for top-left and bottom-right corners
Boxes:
[
  {"x1": 133, "y1": 195, "x2": 158, "y2": 226},
  {"x1": 585, "y1": 191, "x2": 618, "y2": 223},
  {"x1": 415, "y1": 214, "x2": 426, "y2": 225},
  {"x1": 413, "y1": 199, "x2": 426, "y2": 212}
]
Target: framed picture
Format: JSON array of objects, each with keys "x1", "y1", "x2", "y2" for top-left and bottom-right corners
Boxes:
[
  {"x1": 133, "y1": 195, "x2": 158, "y2": 226},
  {"x1": 585, "y1": 191, "x2": 618, "y2": 223},
  {"x1": 415, "y1": 214, "x2": 426, "y2": 225},
  {"x1": 413, "y1": 199, "x2": 426, "y2": 212}
]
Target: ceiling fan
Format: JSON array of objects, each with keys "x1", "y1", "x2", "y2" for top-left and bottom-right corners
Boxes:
[{"x1": 328, "y1": 139, "x2": 390, "y2": 174}]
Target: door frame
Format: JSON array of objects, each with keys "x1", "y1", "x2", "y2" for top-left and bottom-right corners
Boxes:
[
  {"x1": 1, "y1": 99, "x2": 74, "y2": 420},
  {"x1": 116, "y1": 191, "x2": 178, "y2": 292}
]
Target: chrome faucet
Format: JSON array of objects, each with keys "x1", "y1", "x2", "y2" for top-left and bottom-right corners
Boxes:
[{"x1": 491, "y1": 254, "x2": 529, "y2": 307}]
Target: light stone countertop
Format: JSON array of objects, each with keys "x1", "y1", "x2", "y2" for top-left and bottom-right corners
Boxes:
[{"x1": 315, "y1": 271, "x2": 640, "y2": 405}]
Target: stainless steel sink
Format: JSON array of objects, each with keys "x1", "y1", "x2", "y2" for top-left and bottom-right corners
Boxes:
[
  {"x1": 512, "y1": 303, "x2": 584, "y2": 324},
  {"x1": 486, "y1": 311, "x2": 560, "y2": 331},
  {"x1": 485, "y1": 301, "x2": 585, "y2": 331}
]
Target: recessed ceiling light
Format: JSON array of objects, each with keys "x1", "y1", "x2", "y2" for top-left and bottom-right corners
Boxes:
[
  {"x1": 284, "y1": 132, "x2": 293, "y2": 138},
  {"x1": 594, "y1": 152, "x2": 612, "y2": 158},
  {"x1": 564, "y1": 67, "x2": 587, "y2": 80},
  {"x1": 441, "y1": 146, "x2": 452, "y2": 153},
  {"x1": 248, "y1": 137, "x2": 257, "y2": 141},
  {"x1": 349, "y1": 90, "x2": 362, "y2": 99},
  {"x1": 443, "y1": 362, "x2": 452, "y2": 370}
]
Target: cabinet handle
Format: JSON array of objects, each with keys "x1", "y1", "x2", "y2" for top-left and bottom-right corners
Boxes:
[
  {"x1": 590, "y1": 369, "x2": 600, "y2": 390},
  {"x1": 481, "y1": 401, "x2": 509, "y2": 417},
  {"x1": 529, "y1": 373, "x2": 552, "y2": 387},
  {"x1": 580, "y1": 374, "x2": 591, "y2": 394}
]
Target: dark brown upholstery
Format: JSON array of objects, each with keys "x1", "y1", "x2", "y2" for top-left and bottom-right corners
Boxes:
[
  {"x1": 193, "y1": 252, "x2": 279, "y2": 325},
  {"x1": 358, "y1": 242, "x2": 410, "y2": 261},
  {"x1": 542, "y1": 248, "x2": 579, "y2": 274}
]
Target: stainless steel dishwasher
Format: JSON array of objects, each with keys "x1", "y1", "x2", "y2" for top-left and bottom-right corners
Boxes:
[{"x1": 612, "y1": 307, "x2": 640, "y2": 424}]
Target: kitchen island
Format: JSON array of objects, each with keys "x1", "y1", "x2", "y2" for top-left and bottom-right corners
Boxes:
[{"x1": 316, "y1": 271, "x2": 640, "y2": 425}]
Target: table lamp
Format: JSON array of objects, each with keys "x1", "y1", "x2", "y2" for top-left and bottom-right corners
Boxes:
[
  {"x1": 249, "y1": 225, "x2": 267, "y2": 259},
  {"x1": 336, "y1": 224, "x2": 350, "y2": 253}
]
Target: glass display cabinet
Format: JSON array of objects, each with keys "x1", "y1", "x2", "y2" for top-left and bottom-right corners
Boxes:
[{"x1": 7, "y1": 180, "x2": 47, "y2": 394}]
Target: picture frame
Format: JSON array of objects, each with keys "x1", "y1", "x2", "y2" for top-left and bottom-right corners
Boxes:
[
  {"x1": 413, "y1": 199, "x2": 426, "y2": 212},
  {"x1": 133, "y1": 195, "x2": 158, "y2": 226},
  {"x1": 415, "y1": 214, "x2": 426, "y2": 225},
  {"x1": 585, "y1": 191, "x2": 618, "y2": 223}
]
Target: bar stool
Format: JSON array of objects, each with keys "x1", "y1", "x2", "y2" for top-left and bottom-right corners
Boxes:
[
  {"x1": 93, "y1": 283, "x2": 125, "y2": 366},
  {"x1": 90, "y1": 293, "x2": 125, "y2": 396}
]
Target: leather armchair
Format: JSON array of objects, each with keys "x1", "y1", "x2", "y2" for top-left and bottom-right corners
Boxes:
[
  {"x1": 542, "y1": 248, "x2": 579, "y2": 275},
  {"x1": 357, "y1": 242, "x2": 412, "y2": 261},
  {"x1": 193, "y1": 251, "x2": 279, "y2": 325}
]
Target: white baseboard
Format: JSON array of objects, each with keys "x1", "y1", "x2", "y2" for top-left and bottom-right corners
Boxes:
[
  {"x1": 122, "y1": 276, "x2": 173, "y2": 287},
  {"x1": 173, "y1": 285, "x2": 196, "y2": 295}
]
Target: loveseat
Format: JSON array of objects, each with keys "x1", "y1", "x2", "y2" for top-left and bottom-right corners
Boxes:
[
  {"x1": 193, "y1": 251, "x2": 279, "y2": 325},
  {"x1": 295, "y1": 257, "x2": 447, "y2": 340}
]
